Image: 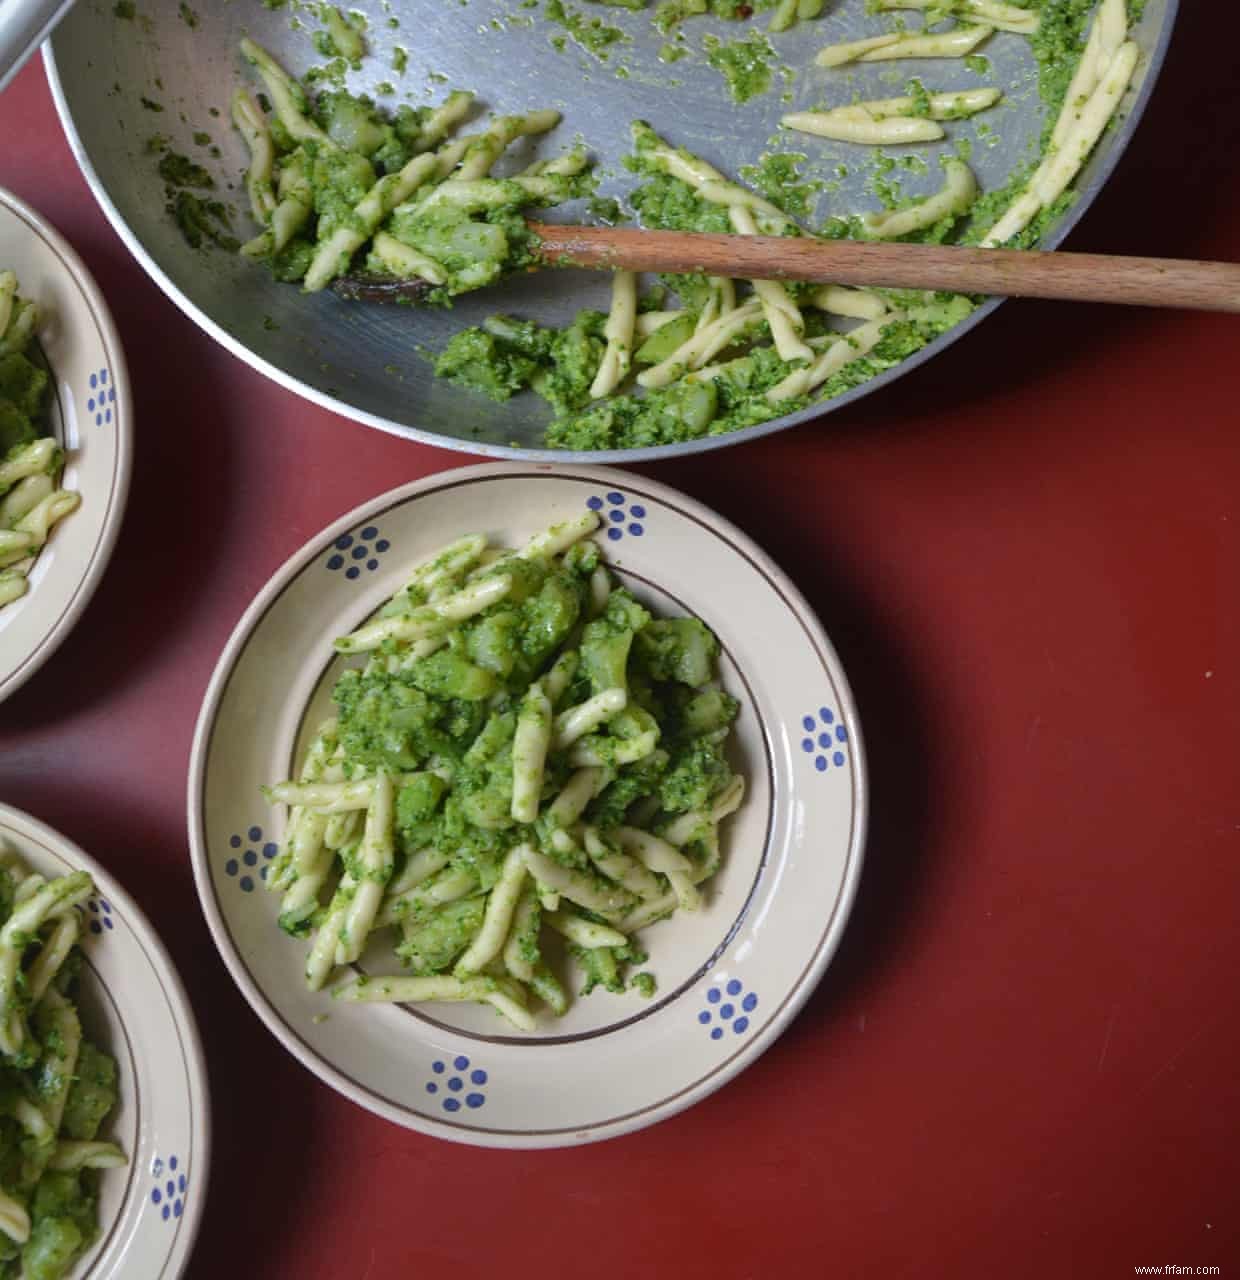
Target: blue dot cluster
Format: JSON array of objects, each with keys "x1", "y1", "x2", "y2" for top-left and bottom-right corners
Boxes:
[
  {"x1": 586, "y1": 492, "x2": 646, "y2": 541},
  {"x1": 225, "y1": 826, "x2": 278, "y2": 892},
  {"x1": 149, "y1": 1153, "x2": 187, "y2": 1223},
  {"x1": 86, "y1": 368, "x2": 115, "y2": 427},
  {"x1": 426, "y1": 1055, "x2": 487, "y2": 1113},
  {"x1": 86, "y1": 898, "x2": 114, "y2": 935},
  {"x1": 327, "y1": 526, "x2": 390, "y2": 579},
  {"x1": 699, "y1": 979, "x2": 758, "y2": 1041},
  {"x1": 800, "y1": 706, "x2": 848, "y2": 773}
]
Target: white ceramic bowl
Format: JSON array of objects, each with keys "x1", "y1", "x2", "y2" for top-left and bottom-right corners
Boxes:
[
  {"x1": 0, "y1": 189, "x2": 131, "y2": 703},
  {"x1": 189, "y1": 463, "x2": 866, "y2": 1148},
  {"x1": 0, "y1": 804, "x2": 210, "y2": 1278}
]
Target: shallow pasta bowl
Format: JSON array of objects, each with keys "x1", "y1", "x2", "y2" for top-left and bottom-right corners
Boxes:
[
  {"x1": 188, "y1": 463, "x2": 866, "y2": 1147},
  {"x1": 0, "y1": 804, "x2": 210, "y2": 1279},
  {"x1": 45, "y1": 0, "x2": 1175, "y2": 461},
  {"x1": 0, "y1": 189, "x2": 132, "y2": 704}
]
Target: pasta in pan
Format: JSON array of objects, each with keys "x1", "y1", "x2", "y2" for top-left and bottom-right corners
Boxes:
[{"x1": 224, "y1": 0, "x2": 1144, "y2": 450}]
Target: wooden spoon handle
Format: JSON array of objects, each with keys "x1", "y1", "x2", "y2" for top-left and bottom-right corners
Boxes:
[{"x1": 528, "y1": 223, "x2": 1240, "y2": 313}]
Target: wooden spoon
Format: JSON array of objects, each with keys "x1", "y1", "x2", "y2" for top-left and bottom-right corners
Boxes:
[{"x1": 335, "y1": 222, "x2": 1240, "y2": 313}]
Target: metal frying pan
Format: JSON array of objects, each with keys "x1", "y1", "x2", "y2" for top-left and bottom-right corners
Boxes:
[{"x1": 45, "y1": 0, "x2": 1177, "y2": 461}]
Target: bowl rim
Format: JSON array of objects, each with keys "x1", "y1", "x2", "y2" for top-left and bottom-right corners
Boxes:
[
  {"x1": 43, "y1": 0, "x2": 1178, "y2": 464},
  {"x1": 0, "y1": 185, "x2": 134, "y2": 704},
  {"x1": 185, "y1": 460, "x2": 870, "y2": 1147},
  {"x1": 0, "y1": 801, "x2": 212, "y2": 1278}
]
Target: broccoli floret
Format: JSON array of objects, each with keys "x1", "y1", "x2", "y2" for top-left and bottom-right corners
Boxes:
[
  {"x1": 530, "y1": 312, "x2": 607, "y2": 415},
  {"x1": 334, "y1": 668, "x2": 485, "y2": 771},
  {"x1": 633, "y1": 617, "x2": 720, "y2": 686},
  {"x1": 437, "y1": 791, "x2": 518, "y2": 890},
  {"x1": 510, "y1": 571, "x2": 585, "y2": 685},
  {"x1": 434, "y1": 329, "x2": 539, "y2": 403},
  {"x1": 22, "y1": 1212, "x2": 85, "y2": 1280},
  {"x1": 659, "y1": 734, "x2": 732, "y2": 813},
  {"x1": 305, "y1": 141, "x2": 377, "y2": 239},
  {"x1": 395, "y1": 774, "x2": 447, "y2": 831},
  {"x1": 466, "y1": 609, "x2": 522, "y2": 677},
  {"x1": 396, "y1": 897, "x2": 485, "y2": 974},
  {"x1": 0, "y1": 353, "x2": 49, "y2": 421},
  {"x1": 587, "y1": 748, "x2": 669, "y2": 829},
  {"x1": 579, "y1": 588, "x2": 651, "y2": 695},
  {"x1": 60, "y1": 1042, "x2": 116, "y2": 1142},
  {"x1": 570, "y1": 944, "x2": 624, "y2": 995},
  {"x1": 387, "y1": 202, "x2": 535, "y2": 299},
  {"x1": 404, "y1": 648, "x2": 497, "y2": 702},
  {"x1": 0, "y1": 400, "x2": 37, "y2": 456},
  {"x1": 315, "y1": 90, "x2": 407, "y2": 166}
]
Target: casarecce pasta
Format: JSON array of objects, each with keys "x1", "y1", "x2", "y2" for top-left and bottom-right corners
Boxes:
[
  {"x1": 0, "y1": 274, "x2": 80, "y2": 610},
  {"x1": 261, "y1": 512, "x2": 746, "y2": 1030},
  {"x1": 0, "y1": 840, "x2": 126, "y2": 1278},
  {"x1": 225, "y1": 2, "x2": 1146, "y2": 451}
]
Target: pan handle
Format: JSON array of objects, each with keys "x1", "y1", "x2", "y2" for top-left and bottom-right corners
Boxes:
[{"x1": 0, "y1": 0, "x2": 77, "y2": 95}]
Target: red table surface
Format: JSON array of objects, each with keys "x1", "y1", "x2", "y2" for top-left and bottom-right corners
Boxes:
[{"x1": 2, "y1": 7, "x2": 1239, "y2": 1275}]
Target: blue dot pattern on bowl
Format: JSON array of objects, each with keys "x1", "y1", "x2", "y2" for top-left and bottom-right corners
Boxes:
[
  {"x1": 799, "y1": 705, "x2": 848, "y2": 773},
  {"x1": 149, "y1": 1153, "x2": 188, "y2": 1224},
  {"x1": 74, "y1": 896, "x2": 115, "y2": 936},
  {"x1": 586, "y1": 492, "x2": 646, "y2": 542},
  {"x1": 86, "y1": 367, "x2": 116, "y2": 428},
  {"x1": 326, "y1": 526, "x2": 391, "y2": 580},
  {"x1": 85, "y1": 897, "x2": 114, "y2": 935},
  {"x1": 425, "y1": 1055, "x2": 488, "y2": 1114},
  {"x1": 700, "y1": 979, "x2": 758, "y2": 1040},
  {"x1": 224, "y1": 826, "x2": 279, "y2": 892}
]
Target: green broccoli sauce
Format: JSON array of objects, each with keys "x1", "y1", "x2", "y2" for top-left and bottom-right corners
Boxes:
[
  {"x1": 157, "y1": 151, "x2": 212, "y2": 189},
  {"x1": 434, "y1": 311, "x2": 606, "y2": 412},
  {"x1": 544, "y1": 0, "x2": 627, "y2": 60},
  {"x1": 737, "y1": 151, "x2": 821, "y2": 220},
  {"x1": 233, "y1": 0, "x2": 1126, "y2": 450},
  {"x1": 0, "y1": 339, "x2": 51, "y2": 458},
  {"x1": 654, "y1": 0, "x2": 780, "y2": 35},
  {"x1": 702, "y1": 31, "x2": 775, "y2": 105},
  {"x1": 166, "y1": 191, "x2": 238, "y2": 253},
  {"x1": 586, "y1": 195, "x2": 627, "y2": 225},
  {"x1": 0, "y1": 902, "x2": 120, "y2": 1280},
  {"x1": 631, "y1": 971, "x2": 657, "y2": 998},
  {"x1": 323, "y1": 550, "x2": 739, "y2": 999}
]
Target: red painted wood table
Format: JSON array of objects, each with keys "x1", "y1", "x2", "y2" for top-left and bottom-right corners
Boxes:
[{"x1": 2, "y1": 6, "x2": 1239, "y2": 1275}]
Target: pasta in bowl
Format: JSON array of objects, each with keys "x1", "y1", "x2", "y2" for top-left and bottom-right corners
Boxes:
[
  {"x1": 0, "y1": 190, "x2": 132, "y2": 704},
  {"x1": 0, "y1": 805, "x2": 209, "y2": 1279},
  {"x1": 189, "y1": 464, "x2": 866, "y2": 1147}
]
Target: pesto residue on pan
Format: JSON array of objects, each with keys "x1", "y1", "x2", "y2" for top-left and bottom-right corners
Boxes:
[
  {"x1": 544, "y1": 0, "x2": 628, "y2": 59},
  {"x1": 152, "y1": 142, "x2": 238, "y2": 251},
  {"x1": 218, "y1": 0, "x2": 1142, "y2": 449},
  {"x1": 702, "y1": 31, "x2": 776, "y2": 103}
]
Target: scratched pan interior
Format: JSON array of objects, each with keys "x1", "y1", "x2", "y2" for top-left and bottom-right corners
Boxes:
[{"x1": 47, "y1": 0, "x2": 1174, "y2": 462}]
